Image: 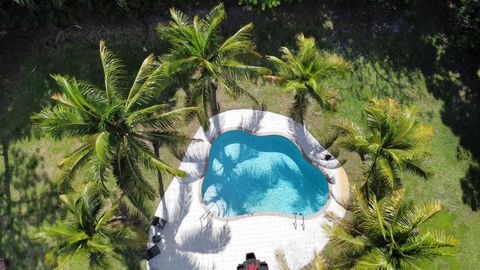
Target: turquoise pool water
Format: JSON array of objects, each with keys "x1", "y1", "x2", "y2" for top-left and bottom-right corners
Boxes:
[{"x1": 201, "y1": 130, "x2": 329, "y2": 217}]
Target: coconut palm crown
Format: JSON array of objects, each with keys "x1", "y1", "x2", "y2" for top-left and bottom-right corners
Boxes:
[
  {"x1": 267, "y1": 34, "x2": 351, "y2": 124},
  {"x1": 157, "y1": 3, "x2": 269, "y2": 129},
  {"x1": 333, "y1": 98, "x2": 433, "y2": 196},
  {"x1": 33, "y1": 41, "x2": 196, "y2": 216},
  {"x1": 36, "y1": 185, "x2": 138, "y2": 269},
  {"x1": 325, "y1": 188, "x2": 457, "y2": 269}
]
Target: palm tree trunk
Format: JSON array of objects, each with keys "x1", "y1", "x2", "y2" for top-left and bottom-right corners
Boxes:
[
  {"x1": 365, "y1": 149, "x2": 381, "y2": 200},
  {"x1": 291, "y1": 91, "x2": 307, "y2": 125},
  {"x1": 210, "y1": 81, "x2": 219, "y2": 116},
  {"x1": 2, "y1": 139, "x2": 11, "y2": 215},
  {"x1": 152, "y1": 141, "x2": 165, "y2": 198}
]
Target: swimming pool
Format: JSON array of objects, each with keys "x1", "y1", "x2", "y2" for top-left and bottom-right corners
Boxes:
[{"x1": 201, "y1": 130, "x2": 329, "y2": 217}]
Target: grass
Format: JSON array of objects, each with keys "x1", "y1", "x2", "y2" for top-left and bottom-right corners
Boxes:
[{"x1": 1, "y1": 3, "x2": 479, "y2": 269}]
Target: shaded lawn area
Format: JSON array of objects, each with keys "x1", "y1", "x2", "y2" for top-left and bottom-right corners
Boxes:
[{"x1": 1, "y1": 2, "x2": 480, "y2": 268}]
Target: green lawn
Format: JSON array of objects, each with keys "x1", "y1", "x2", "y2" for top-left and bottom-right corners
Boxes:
[{"x1": 1, "y1": 4, "x2": 479, "y2": 269}]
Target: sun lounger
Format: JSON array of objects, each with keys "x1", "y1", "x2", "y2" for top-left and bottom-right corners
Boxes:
[
  {"x1": 145, "y1": 245, "x2": 161, "y2": 261},
  {"x1": 150, "y1": 216, "x2": 168, "y2": 230},
  {"x1": 152, "y1": 234, "x2": 162, "y2": 243}
]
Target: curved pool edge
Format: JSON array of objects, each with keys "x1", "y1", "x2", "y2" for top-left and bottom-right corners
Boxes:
[{"x1": 176, "y1": 109, "x2": 350, "y2": 221}]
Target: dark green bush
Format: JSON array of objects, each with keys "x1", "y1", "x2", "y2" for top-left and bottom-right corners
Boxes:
[{"x1": 0, "y1": 0, "x2": 208, "y2": 30}]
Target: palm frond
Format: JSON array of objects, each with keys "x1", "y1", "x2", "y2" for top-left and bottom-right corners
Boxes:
[
  {"x1": 126, "y1": 54, "x2": 157, "y2": 111},
  {"x1": 306, "y1": 79, "x2": 338, "y2": 111},
  {"x1": 127, "y1": 136, "x2": 186, "y2": 177},
  {"x1": 131, "y1": 106, "x2": 198, "y2": 131},
  {"x1": 94, "y1": 131, "x2": 112, "y2": 168},
  {"x1": 331, "y1": 120, "x2": 360, "y2": 137},
  {"x1": 57, "y1": 144, "x2": 93, "y2": 192},
  {"x1": 403, "y1": 158, "x2": 432, "y2": 179},
  {"x1": 400, "y1": 231, "x2": 458, "y2": 255},
  {"x1": 99, "y1": 41, "x2": 125, "y2": 101},
  {"x1": 380, "y1": 188, "x2": 405, "y2": 224},
  {"x1": 121, "y1": 191, "x2": 152, "y2": 220},
  {"x1": 374, "y1": 156, "x2": 398, "y2": 189},
  {"x1": 33, "y1": 105, "x2": 92, "y2": 139},
  {"x1": 302, "y1": 252, "x2": 329, "y2": 270},
  {"x1": 274, "y1": 249, "x2": 291, "y2": 270},
  {"x1": 325, "y1": 222, "x2": 367, "y2": 253},
  {"x1": 352, "y1": 248, "x2": 390, "y2": 270},
  {"x1": 218, "y1": 23, "x2": 256, "y2": 56},
  {"x1": 266, "y1": 55, "x2": 296, "y2": 79},
  {"x1": 204, "y1": 3, "x2": 225, "y2": 44},
  {"x1": 397, "y1": 200, "x2": 442, "y2": 232}
]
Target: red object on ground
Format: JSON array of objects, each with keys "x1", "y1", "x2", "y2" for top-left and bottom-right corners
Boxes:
[{"x1": 248, "y1": 263, "x2": 258, "y2": 270}]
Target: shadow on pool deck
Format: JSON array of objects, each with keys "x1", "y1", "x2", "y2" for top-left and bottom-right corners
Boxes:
[{"x1": 150, "y1": 184, "x2": 232, "y2": 270}]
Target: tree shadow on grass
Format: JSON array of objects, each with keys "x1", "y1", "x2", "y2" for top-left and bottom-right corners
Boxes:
[
  {"x1": 0, "y1": 147, "x2": 63, "y2": 269},
  {"x1": 460, "y1": 163, "x2": 480, "y2": 211}
]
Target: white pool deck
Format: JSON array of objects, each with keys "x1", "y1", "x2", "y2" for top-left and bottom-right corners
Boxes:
[{"x1": 147, "y1": 109, "x2": 349, "y2": 270}]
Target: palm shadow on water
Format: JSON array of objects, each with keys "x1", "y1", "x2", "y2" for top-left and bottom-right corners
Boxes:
[
  {"x1": 204, "y1": 130, "x2": 328, "y2": 216},
  {"x1": 151, "y1": 184, "x2": 231, "y2": 270}
]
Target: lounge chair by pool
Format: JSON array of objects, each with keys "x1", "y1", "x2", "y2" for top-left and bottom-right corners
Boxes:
[
  {"x1": 145, "y1": 245, "x2": 161, "y2": 261},
  {"x1": 150, "y1": 216, "x2": 168, "y2": 230}
]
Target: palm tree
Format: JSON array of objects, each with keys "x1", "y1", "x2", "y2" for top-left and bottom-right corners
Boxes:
[
  {"x1": 332, "y1": 98, "x2": 433, "y2": 197},
  {"x1": 325, "y1": 188, "x2": 457, "y2": 269},
  {"x1": 157, "y1": 3, "x2": 269, "y2": 129},
  {"x1": 35, "y1": 184, "x2": 139, "y2": 269},
  {"x1": 267, "y1": 34, "x2": 350, "y2": 124},
  {"x1": 33, "y1": 41, "x2": 196, "y2": 217},
  {"x1": 275, "y1": 249, "x2": 329, "y2": 270}
]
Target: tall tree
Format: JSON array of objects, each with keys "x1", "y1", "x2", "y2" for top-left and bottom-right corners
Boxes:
[
  {"x1": 325, "y1": 188, "x2": 457, "y2": 269},
  {"x1": 33, "y1": 41, "x2": 196, "y2": 217},
  {"x1": 35, "y1": 184, "x2": 139, "y2": 269},
  {"x1": 333, "y1": 98, "x2": 433, "y2": 197},
  {"x1": 267, "y1": 34, "x2": 350, "y2": 124},
  {"x1": 157, "y1": 3, "x2": 269, "y2": 129}
]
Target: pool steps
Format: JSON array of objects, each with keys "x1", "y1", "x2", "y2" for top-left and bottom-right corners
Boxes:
[{"x1": 293, "y1": 213, "x2": 305, "y2": 230}]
